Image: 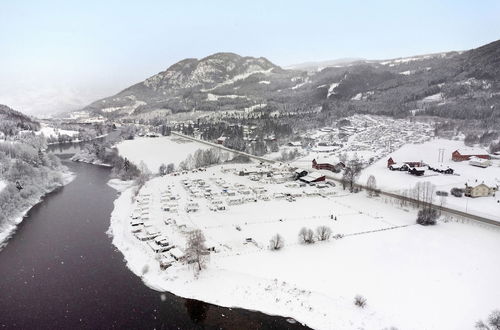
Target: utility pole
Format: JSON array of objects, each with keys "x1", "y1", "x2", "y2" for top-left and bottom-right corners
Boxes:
[{"x1": 438, "y1": 148, "x2": 445, "y2": 163}]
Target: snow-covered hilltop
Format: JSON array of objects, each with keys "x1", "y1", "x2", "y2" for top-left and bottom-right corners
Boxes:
[
  {"x1": 80, "y1": 52, "x2": 301, "y2": 118},
  {"x1": 74, "y1": 39, "x2": 500, "y2": 124}
]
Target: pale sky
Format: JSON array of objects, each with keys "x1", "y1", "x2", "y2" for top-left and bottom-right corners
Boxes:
[{"x1": 1, "y1": 0, "x2": 499, "y2": 115}]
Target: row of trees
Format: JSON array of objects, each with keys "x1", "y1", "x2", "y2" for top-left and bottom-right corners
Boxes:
[{"x1": 178, "y1": 148, "x2": 225, "y2": 171}]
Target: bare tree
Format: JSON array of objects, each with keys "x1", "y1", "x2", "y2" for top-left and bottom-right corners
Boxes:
[
  {"x1": 476, "y1": 310, "x2": 500, "y2": 330},
  {"x1": 354, "y1": 295, "x2": 367, "y2": 308},
  {"x1": 185, "y1": 229, "x2": 209, "y2": 273},
  {"x1": 316, "y1": 226, "x2": 332, "y2": 241},
  {"x1": 166, "y1": 163, "x2": 175, "y2": 174},
  {"x1": 342, "y1": 157, "x2": 363, "y2": 192},
  {"x1": 269, "y1": 233, "x2": 284, "y2": 250},
  {"x1": 366, "y1": 175, "x2": 378, "y2": 197},
  {"x1": 159, "y1": 163, "x2": 167, "y2": 176},
  {"x1": 299, "y1": 227, "x2": 315, "y2": 244},
  {"x1": 136, "y1": 161, "x2": 152, "y2": 189}
]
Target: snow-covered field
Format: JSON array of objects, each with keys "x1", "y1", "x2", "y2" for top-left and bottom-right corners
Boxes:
[
  {"x1": 36, "y1": 123, "x2": 79, "y2": 139},
  {"x1": 356, "y1": 139, "x2": 500, "y2": 220},
  {"x1": 116, "y1": 135, "x2": 211, "y2": 173},
  {"x1": 108, "y1": 162, "x2": 500, "y2": 330}
]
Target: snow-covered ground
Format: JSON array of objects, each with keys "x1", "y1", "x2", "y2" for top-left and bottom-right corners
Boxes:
[
  {"x1": 108, "y1": 162, "x2": 500, "y2": 330},
  {"x1": 36, "y1": 123, "x2": 79, "y2": 139},
  {"x1": 355, "y1": 139, "x2": 500, "y2": 221},
  {"x1": 0, "y1": 180, "x2": 6, "y2": 194},
  {"x1": 116, "y1": 135, "x2": 211, "y2": 173}
]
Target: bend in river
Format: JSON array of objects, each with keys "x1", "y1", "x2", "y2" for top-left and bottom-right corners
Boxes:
[{"x1": 0, "y1": 144, "x2": 307, "y2": 329}]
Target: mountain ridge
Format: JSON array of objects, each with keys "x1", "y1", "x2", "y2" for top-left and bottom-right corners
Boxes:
[{"x1": 76, "y1": 39, "x2": 500, "y2": 121}]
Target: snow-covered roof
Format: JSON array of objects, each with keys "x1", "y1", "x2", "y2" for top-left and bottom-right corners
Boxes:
[
  {"x1": 455, "y1": 148, "x2": 488, "y2": 155},
  {"x1": 466, "y1": 180, "x2": 498, "y2": 188},
  {"x1": 301, "y1": 171, "x2": 325, "y2": 182},
  {"x1": 469, "y1": 157, "x2": 490, "y2": 163}
]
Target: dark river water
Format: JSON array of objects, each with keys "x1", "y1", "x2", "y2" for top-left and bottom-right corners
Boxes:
[{"x1": 0, "y1": 142, "x2": 307, "y2": 329}]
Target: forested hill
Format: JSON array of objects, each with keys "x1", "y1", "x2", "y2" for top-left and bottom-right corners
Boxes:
[
  {"x1": 76, "y1": 39, "x2": 500, "y2": 122},
  {"x1": 0, "y1": 104, "x2": 40, "y2": 136}
]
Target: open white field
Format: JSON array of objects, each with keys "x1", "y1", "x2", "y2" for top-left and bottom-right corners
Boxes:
[
  {"x1": 36, "y1": 123, "x2": 79, "y2": 139},
  {"x1": 116, "y1": 135, "x2": 211, "y2": 173},
  {"x1": 108, "y1": 163, "x2": 500, "y2": 330}
]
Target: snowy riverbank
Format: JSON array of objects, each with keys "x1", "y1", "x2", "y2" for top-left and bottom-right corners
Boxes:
[
  {"x1": 106, "y1": 164, "x2": 500, "y2": 330},
  {"x1": 0, "y1": 171, "x2": 75, "y2": 250}
]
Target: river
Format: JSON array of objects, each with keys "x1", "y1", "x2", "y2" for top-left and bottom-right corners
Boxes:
[{"x1": 0, "y1": 143, "x2": 307, "y2": 329}]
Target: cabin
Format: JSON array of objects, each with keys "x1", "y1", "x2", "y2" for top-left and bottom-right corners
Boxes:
[
  {"x1": 287, "y1": 141, "x2": 302, "y2": 147},
  {"x1": 469, "y1": 157, "x2": 491, "y2": 168},
  {"x1": 408, "y1": 166, "x2": 426, "y2": 176},
  {"x1": 388, "y1": 163, "x2": 409, "y2": 171},
  {"x1": 387, "y1": 157, "x2": 424, "y2": 170},
  {"x1": 169, "y1": 247, "x2": 185, "y2": 261},
  {"x1": 464, "y1": 181, "x2": 498, "y2": 198},
  {"x1": 216, "y1": 136, "x2": 227, "y2": 145},
  {"x1": 226, "y1": 197, "x2": 243, "y2": 205},
  {"x1": 452, "y1": 149, "x2": 490, "y2": 162},
  {"x1": 312, "y1": 159, "x2": 345, "y2": 173},
  {"x1": 299, "y1": 171, "x2": 326, "y2": 184},
  {"x1": 185, "y1": 202, "x2": 199, "y2": 213}
]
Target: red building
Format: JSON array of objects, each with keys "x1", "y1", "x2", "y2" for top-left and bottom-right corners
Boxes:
[
  {"x1": 452, "y1": 149, "x2": 490, "y2": 162},
  {"x1": 387, "y1": 157, "x2": 424, "y2": 168},
  {"x1": 312, "y1": 159, "x2": 345, "y2": 173}
]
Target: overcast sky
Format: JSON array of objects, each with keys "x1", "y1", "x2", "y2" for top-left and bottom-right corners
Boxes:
[{"x1": 1, "y1": 0, "x2": 499, "y2": 115}]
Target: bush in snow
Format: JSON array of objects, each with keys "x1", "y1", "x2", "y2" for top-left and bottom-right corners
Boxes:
[
  {"x1": 269, "y1": 233, "x2": 284, "y2": 250},
  {"x1": 354, "y1": 295, "x2": 367, "y2": 308},
  {"x1": 159, "y1": 163, "x2": 167, "y2": 176},
  {"x1": 141, "y1": 264, "x2": 149, "y2": 275},
  {"x1": 166, "y1": 163, "x2": 175, "y2": 174},
  {"x1": 316, "y1": 226, "x2": 332, "y2": 241},
  {"x1": 450, "y1": 187, "x2": 463, "y2": 197},
  {"x1": 416, "y1": 208, "x2": 439, "y2": 226},
  {"x1": 476, "y1": 310, "x2": 500, "y2": 330},
  {"x1": 299, "y1": 227, "x2": 315, "y2": 244}
]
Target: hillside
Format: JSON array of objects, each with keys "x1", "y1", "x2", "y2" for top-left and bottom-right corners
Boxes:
[
  {"x1": 0, "y1": 104, "x2": 40, "y2": 136},
  {"x1": 77, "y1": 39, "x2": 500, "y2": 122},
  {"x1": 81, "y1": 53, "x2": 303, "y2": 118}
]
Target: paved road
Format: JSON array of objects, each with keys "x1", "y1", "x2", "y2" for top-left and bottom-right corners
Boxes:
[{"x1": 173, "y1": 132, "x2": 500, "y2": 227}]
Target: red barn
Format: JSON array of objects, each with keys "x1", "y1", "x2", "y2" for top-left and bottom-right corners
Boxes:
[
  {"x1": 452, "y1": 149, "x2": 490, "y2": 162},
  {"x1": 312, "y1": 159, "x2": 345, "y2": 173},
  {"x1": 387, "y1": 157, "x2": 424, "y2": 168}
]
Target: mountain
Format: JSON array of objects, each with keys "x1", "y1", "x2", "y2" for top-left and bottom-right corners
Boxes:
[
  {"x1": 77, "y1": 40, "x2": 500, "y2": 122},
  {"x1": 0, "y1": 104, "x2": 40, "y2": 135},
  {"x1": 81, "y1": 52, "x2": 304, "y2": 118}
]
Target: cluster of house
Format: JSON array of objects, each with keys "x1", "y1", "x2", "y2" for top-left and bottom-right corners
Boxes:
[
  {"x1": 386, "y1": 150, "x2": 498, "y2": 198},
  {"x1": 387, "y1": 158, "x2": 429, "y2": 176}
]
